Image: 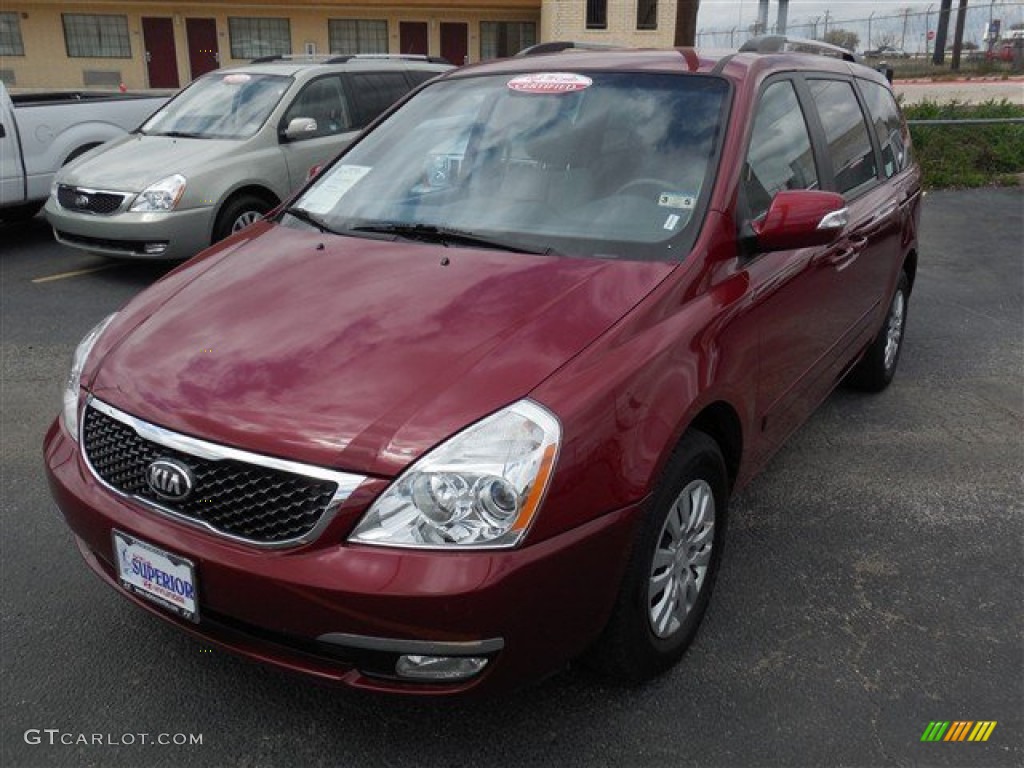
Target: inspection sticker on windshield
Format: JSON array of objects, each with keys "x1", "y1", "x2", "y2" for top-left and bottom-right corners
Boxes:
[
  {"x1": 301, "y1": 165, "x2": 371, "y2": 213},
  {"x1": 658, "y1": 193, "x2": 696, "y2": 210},
  {"x1": 508, "y1": 73, "x2": 593, "y2": 94}
]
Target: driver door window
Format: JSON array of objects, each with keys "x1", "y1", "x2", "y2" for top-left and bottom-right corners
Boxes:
[
  {"x1": 283, "y1": 75, "x2": 352, "y2": 138},
  {"x1": 743, "y1": 80, "x2": 819, "y2": 220}
]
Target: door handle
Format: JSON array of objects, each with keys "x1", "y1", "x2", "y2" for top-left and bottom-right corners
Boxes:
[{"x1": 825, "y1": 236, "x2": 867, "y2": 269}]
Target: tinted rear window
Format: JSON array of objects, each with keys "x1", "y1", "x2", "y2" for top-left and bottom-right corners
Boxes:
[{"x1": 807, "y1": 79, "x2": 878, "y2": 196}]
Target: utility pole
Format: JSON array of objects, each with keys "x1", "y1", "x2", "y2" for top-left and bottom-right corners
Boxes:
[
  {"x1": 823, "y1": 9, "x2": 831, "y2": 37},
  {"x1": 901, "y1": 8, "x2": 910, "y2": 49},
  {"x1": 933, "y1": 0, "x2": 954, "y2": 64},
  {"x1": 951, "y1": 0, "x2": 969, "y2": 70},
  {"x1": 777, "y1": 0, "x2": 790, "y2": 34}
]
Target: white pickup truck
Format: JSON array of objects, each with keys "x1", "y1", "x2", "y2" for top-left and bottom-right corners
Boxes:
[{"x1": 0, "y1": 82, "x2": 168, "y2": 221}]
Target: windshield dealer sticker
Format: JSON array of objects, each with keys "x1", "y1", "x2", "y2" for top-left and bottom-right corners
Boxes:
[
  {"x1": 301, "y1": 165, "x2": 372, "y2": 214},
  {"x1": 222, "y1": 73, "x2": 252, "y2": 85},
  {"x1": 658, "y1": 193, "x2": 696, "y2": 210},
  {"x1": 507, "y1": 73, "x2": 593, "y2": 94},
  {"x1": 664, "y1": 214, "x2": 681, "y2": 230}
]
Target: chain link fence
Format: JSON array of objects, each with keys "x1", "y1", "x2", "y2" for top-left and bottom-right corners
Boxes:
[{"x1": 697, "y1": 1, "x2": 1024, "y2": 73}]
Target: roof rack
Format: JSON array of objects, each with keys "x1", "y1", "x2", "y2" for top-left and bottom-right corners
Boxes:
[
  {"x1": 739, "y1": 35, "x2": 858, "y2": 63},
  {"x1": 516, "y1": 41, "x2": 622, "y2": 57},
  {"x1": 250, "y1": 53, "x2": 451, "y2": 65}
]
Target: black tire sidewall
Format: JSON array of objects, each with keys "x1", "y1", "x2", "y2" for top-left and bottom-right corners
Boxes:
[
  {"x1": 596, "y1": 430, "x2": 728, "y2": 680},
  {"x1": 213, "y1": 195, "x2": 270, "y2": 243},
  {"x1": 637, "y1": 438, "x2": 728, "y2": 657}
]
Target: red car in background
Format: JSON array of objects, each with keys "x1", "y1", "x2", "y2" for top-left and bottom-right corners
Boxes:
[{"x1": 45, "y1": 37, "x2": 921, "y2": 696}]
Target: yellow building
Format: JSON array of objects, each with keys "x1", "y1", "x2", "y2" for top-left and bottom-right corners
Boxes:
[{"x1": 0, "y1": 1, "x2": 676, "y2": 90}]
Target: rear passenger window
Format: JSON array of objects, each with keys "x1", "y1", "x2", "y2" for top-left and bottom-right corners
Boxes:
[
  {"x1": 743, "y1": 80, "x2": 819, "y2": 220},
  {"x1": 349, "y1": 72, "x2": 411, "y2": 128},
  {"x1": 807, "y1": 79, "x2": 878, "y2": 196},
  {"x1": 859, "y1": 79, "x2": 909, "y2": 178}
]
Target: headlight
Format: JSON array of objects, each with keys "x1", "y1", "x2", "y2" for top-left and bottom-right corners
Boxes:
[
  {"x1": 349, "y1": 400, "x2": 560, "y2": 549},
  {"x1": 61, "y1": 313, "x2": 117, "y2": 441},
  {"x1": 129, "y1": 174, "x2": 186, "y2": 212}
]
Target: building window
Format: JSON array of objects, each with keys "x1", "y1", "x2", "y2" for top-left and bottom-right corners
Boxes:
[
  {"x1": 637, "y1": 0, "x2": 658, "y2": 30},
  {"x1": 228, "y1": 17, "x2": 291, "y2": 60},
  {"x1": 586, "y1": 0, "x2": 608, "y2": 30},
  {"x1": 1, "y1": 12, "x2": 24, "y2": 56},
  {"x1": 62, "y1": 14, "x2": 131, "y2": 58},
  {"x1": 328, "y1": 19, "x2": 388, "y2": 55},
  {"x1": 480, "y1": 21, "x2": 536, "y2": 59}
]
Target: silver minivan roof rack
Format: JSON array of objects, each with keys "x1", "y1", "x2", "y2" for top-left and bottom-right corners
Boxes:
[{"x1": 740, "y1": 35, "x2": 858, "y2": 63}]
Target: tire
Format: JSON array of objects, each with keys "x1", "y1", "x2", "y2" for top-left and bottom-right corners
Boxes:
[
  {"x1": 212, "y1": 194, "x2": 272, "y2": 244},
  {"x1": 846, "y1": 271, "x2": 910, "y2": 392},
  {"x1": 588, "y1": 429, "x2": 728, "y2": 683}
]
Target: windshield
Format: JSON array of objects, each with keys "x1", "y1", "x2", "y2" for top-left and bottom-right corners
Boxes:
[
  {"x1": 291, "y1": 72, "x2": 729, "y2": 261},
  {"x1": 140, "y1": 72, "x2": 291, "y2": 140}
]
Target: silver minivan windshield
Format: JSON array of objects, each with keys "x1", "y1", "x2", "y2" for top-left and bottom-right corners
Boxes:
[
  {"x1": 140, "y1": 72, "x2": 291, "y2": 140},
  {"x1": 290, "y1": 72, "x2": 728, "y2": 261}
]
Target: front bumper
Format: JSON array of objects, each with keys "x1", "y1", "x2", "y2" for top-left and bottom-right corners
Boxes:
[
  {"x1": 44, "y1": 196, "x2": 214, "y2": 260},
  {"x1": 44, "y1": 418, "x2": 642, "y2": 695}
]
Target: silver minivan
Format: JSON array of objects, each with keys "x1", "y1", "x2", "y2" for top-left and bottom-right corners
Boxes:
[{"x1": 45, "y1": 56, "x2": 450, "y2": 260}]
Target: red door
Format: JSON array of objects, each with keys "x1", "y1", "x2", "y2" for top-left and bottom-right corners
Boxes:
[
  {"x1": 440, "y1": 22, "x2": 468, "y2": 65},
  {"x1": 186, "y1": 18, "x2": 219, "y2": 81},
  {"x1": 399, "y1": 22, "x2": 429, "y2": 55},
  {"x1": 141, "y1": 17, "x2": 179, "y2": 89}
]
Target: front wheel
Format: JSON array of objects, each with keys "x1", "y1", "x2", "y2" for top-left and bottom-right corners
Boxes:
[
  {"x1": 846, "y1": 271, "x2": 910, "y2": 392},
  {"x1": 212, "y1": 194, "x2": 272, "y2": 244},
  {"x1": 588, "y1": 430, "x2": 728, "y2": 683}
]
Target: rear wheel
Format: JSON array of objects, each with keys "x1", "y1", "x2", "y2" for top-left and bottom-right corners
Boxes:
[
  {"x1": 588, "y1": 430, "x2": 728, "y2": 683},
  {"x1": 212, "y1": 194, "x2": 272, "y2": 244},
  {"x1": 846, "y1": 271, "x2": 910, "y2": 392}
]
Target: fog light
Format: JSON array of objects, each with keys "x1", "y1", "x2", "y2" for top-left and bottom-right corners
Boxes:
[
  {"x1": 395, "y1": 655, "x2": 488, "y2": 681},
  {"x1": 144, "y1": 242, "x2": 168, "y2": 255}
]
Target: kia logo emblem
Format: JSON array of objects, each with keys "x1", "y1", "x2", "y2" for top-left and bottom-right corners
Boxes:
[
  {"x1": 146, "y1": 458, "x2": 195, "y2": 501},
  {"x1": 75, "y1": 194, "x2": 90, "y2": 207}
]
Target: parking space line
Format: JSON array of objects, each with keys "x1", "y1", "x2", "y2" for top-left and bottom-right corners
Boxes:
[{"x1": 31, "y1": 264, "x2": 122, "y2": 284}]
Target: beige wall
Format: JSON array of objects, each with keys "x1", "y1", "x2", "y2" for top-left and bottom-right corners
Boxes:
[
  {"x1": 2, "y1": 0, "x2": 541, "y2": 90},
  {"x1": 541, "y1": 0, "x2": 674, "y2": 48}
]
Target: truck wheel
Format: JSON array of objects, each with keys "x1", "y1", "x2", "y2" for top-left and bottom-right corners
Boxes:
[
  {"x1": 212, "y1": 194, "x2": 271, "y2": 244},
  {"x1": 588, "y1": 430, "x2": 728, "y2": 683},
  {"x1": 846, "y1": 271, "x2": 910, "y2": 392}
]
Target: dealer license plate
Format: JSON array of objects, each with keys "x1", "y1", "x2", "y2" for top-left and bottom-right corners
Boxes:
[{"x1": 112, "y1": 530, "x2": 199, "y2": 622}]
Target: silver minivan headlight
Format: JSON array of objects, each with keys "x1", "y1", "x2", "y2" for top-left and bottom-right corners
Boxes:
[{"x1": 130, "y1": 174, "x2": 187, "y2": 212}]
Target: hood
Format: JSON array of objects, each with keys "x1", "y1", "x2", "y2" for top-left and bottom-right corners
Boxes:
[
  {"x1": 58, "y1": 134, "x2": 240, "y2": 192},
  {"x1": 91, "y1": 224, "x2": 674, "y2": 476}
]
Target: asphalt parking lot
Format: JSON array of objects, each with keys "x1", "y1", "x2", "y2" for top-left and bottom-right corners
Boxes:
[{"x1": 1, "y1": 188, "x2": 1021, "y2": 768}]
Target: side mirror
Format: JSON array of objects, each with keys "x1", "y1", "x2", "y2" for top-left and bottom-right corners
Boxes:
[
  {"x1": 753, "y1": 190, "x2": 849, "y2": 252},
  {"x1": 284, "y1": 117, "x2": 318, "y2": 141}
]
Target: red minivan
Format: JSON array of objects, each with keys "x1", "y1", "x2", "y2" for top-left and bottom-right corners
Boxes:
[{"x1": 44, "y1": 39, "x2": 921, "y2": 695}]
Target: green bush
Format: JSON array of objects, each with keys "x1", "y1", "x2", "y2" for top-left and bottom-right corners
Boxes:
[{"x1": 903, "y1": 99, "x2": 1024, "y2": 187}]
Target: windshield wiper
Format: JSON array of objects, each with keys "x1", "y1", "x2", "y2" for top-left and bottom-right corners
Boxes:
[
  {"x1": 282, "y1": 206, "x2": 337, "y2": 235},
  {"x1": 350, "y1": 223, "x2": 557, "y2": 256},
  {"x1": 149, "y1": 130, "x2": 207, "y2": 139}
]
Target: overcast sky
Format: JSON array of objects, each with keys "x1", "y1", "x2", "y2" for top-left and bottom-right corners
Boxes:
[{"x1": 697, "y1": 0, "x2": 1018, "y2": 32}]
